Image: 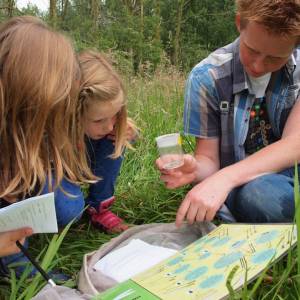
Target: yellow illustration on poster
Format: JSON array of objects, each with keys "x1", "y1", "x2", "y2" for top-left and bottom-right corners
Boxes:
[{"x1": 133, "y1": 224, "x2": 296, "y2": 300}]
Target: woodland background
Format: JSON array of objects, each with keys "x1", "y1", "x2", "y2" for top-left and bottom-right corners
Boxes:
[{"x1": 0, "y1": 0, "x2": 238, "y2": 75}]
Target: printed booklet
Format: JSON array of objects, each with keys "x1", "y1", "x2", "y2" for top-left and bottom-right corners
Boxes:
[{"x1": 97, "y1": 224, "x2": 297, "y2": 300}]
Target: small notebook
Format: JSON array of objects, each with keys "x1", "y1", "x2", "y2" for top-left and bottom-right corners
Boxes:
[{"x1": 0, "y1": 193, "x2": 58, "y2": 234}]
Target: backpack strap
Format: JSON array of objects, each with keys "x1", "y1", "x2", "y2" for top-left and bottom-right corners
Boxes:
[{"x1": 215, "y1": 75, "x2": 235, "y2": 167}]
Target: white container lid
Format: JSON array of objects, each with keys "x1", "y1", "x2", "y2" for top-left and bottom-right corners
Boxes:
[{"x1": 155, "y1": 133, "x2": 181, "y2": 148}]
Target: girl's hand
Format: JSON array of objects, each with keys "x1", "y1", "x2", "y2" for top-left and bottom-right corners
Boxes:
[
  {"x1": 0, "y1": 228, "x2": 33, "y2": 257},
  {"x1": 107, "y1": 131, "x2": 116, "y2": 142},
  {"x1": 107, "y1": 118, "x2": 138, "y2": 143},
  {"x1": 126, "y1": 118, "x2": 138, "y2": 142}
]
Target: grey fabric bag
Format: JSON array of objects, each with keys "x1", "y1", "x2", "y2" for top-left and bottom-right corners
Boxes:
[
  {"x1": 32, "y1": 222, "x2": 215, "y2": 299},
  {"x1": 78, "y1": 222, "x2": 215, "y2": 296},
  {"x1": 32, "y1": 285, "x2": 91, "y2": 300}
]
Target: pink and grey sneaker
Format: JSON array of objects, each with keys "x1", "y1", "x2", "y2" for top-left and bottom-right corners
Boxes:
[{"x1": 87, "y1": 196, "x2": 129, "y2": 234}]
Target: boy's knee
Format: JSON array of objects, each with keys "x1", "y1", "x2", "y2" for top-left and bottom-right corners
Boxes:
[{"x1": 231, "y1": 175, "x2": 294, "y2": 222}]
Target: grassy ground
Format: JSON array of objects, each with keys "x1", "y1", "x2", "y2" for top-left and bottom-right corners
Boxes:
[{"x1": 1, "y1": 70, "x2": 300, "y2": 299}]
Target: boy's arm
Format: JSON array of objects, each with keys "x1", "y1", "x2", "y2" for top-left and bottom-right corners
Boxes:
[
  {"x1": 176, "y1": 99, "x2": 300, "y2": 226},
  {"x1": 157, "y1": 62, "x2": 221, "y2": 188},
  {"x1": 222, "y1": 98, "x2": 300, "y2": 187},
  {"x1": 193, "y1": 137, "x2": 220, "y2": 181}
]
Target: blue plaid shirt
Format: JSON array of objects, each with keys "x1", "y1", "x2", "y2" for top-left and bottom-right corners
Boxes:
[{"x1": 184, "y1": 38, "x2": 300, "y2": 168}]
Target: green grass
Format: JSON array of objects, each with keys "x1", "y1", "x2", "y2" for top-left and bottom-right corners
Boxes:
[{"x1": 1, "y1": 70, "x2": 300, "y2": 299}]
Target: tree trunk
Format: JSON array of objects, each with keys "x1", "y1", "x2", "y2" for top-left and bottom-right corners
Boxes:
[
  {"x1": 173, "y1": 0, "x2": 185, "y2": 67},
  {"x1": 154, "y1": 0, "x2": 161, "y2": 43},
  {"x1": 138, "y1": 0, "x2": 144, "y2": 71},
  {"x1": 61, "y1": 0, "x2": 69, "y2": 21},
  {"x1": 205, "y1": 0, "x2": 209, "y2": 50},
  {"x1": 6, "y1": 0, "x2": 15, "y2": 17},
  {"x1": 91, "y1": 0, "x2": 100, "y2": 30},
  {"x1": 122, "y1": 0, "x2": 133, "y2": 14},
  {"x1": 140, "y1": 0, "x2": 144, "y2": 34},
  {"x1": 49, "y1": 0, "x2": 57, "y2": 28}
]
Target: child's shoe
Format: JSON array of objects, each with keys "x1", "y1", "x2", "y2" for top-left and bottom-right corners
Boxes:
[{"x1": 87, "y1": 196, "x2": 128, "y2": 234}]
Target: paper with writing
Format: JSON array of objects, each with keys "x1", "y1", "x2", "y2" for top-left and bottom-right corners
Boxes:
[{"x1": 0, "y1": 193, "x2": 58, "y2": 233}]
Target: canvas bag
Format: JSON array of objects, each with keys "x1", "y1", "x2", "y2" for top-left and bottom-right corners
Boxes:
[
  {"x1": 32, "y1": 222, "x2": 215, "y2": 299},
  {"x1": 32, "y1": 285, "x2": 91, "y2": 300},
  {"x1": 77, "y1": 221, "x2": 216, "y2": 296}
]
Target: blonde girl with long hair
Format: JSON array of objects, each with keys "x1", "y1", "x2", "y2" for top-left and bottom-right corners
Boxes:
[
  {"x1": 0, "y1": 16, "x2": 94, "y2": 278},
  {"x1": 79, "y1": 50, "x2": 138, "y2": 233}
]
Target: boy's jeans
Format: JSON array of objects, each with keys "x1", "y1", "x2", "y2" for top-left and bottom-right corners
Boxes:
[{"x1": 226, "y1": 166, "x2": 298, "y2": 223}]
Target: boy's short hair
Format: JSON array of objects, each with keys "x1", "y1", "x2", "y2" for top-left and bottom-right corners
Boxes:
[{"x1": 236, "y1": 0, "x2": 300, "y2": 41}]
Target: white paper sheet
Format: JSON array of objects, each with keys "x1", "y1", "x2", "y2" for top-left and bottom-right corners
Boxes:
[
  {"x1": 0, "y1": 193, "x2": 58, "y2": 233},
  {"x1": 93, "y1": 239, "x2": 178, "y2": 283}
]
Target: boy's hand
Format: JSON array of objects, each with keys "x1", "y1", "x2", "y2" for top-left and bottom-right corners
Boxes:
[
  {"x1": 176, "y1": 172, "x2": 233, "y2": 227},
  {"x1": 0, "y1": 228, "x2": 33, "y2": 257},
  {"x1": 156, "y1": 154, "x2": 198, "y2": 189}
]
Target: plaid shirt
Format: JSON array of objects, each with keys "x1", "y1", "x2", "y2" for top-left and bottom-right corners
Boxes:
[{"x1": 184, "y1": 38, "x2": 300, "y2": 168}]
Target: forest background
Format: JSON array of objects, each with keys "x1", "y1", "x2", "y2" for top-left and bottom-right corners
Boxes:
[
  {"x1": 0, "y1": 0, "x2": 238, "y2": 74},
  {"x1": 0, "y1": 0, "x2": 240, "y2": 227}
]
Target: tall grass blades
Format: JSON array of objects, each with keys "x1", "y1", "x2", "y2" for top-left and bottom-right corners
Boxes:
[
  {"x1": 294, "y1": 163, "x2": 300, "y2": 283},
  {"x1": 7, "y1": 220, "x2": 74, "y2": 300}
]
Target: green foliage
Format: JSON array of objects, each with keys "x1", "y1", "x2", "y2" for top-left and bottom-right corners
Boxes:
[
  {"x1": 226, "y1": 265, "x2": 240, "y2": 299},
  {"x1": 2, "y1": 0, "x2": 238, "y2": 74},
  {"x1": 0, "y1": 219, "x2": 75, "y2": 300},
  {"x1": 114, "y1": 70, "x2": 189, "y2": 224}
]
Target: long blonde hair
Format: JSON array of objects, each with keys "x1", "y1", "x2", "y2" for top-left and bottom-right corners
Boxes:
[
  {"x1": 79, "y1": 50, "x2": 135, "y2": 158},
  {"x1": 0, "y1": 16, "x2": 94, "y2": 200}
]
